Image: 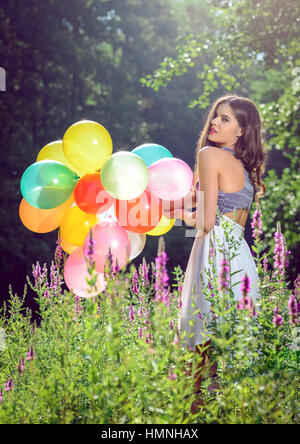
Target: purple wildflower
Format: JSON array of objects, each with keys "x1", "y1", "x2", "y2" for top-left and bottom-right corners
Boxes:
[
  {"x1": 4, "y1": 379, "x2": 14, "y2": 392},
  {"x1": 139, "y1": 258, "x2": 149, "y2": 286},
  {"x1": 55, "y1": 238, "x2": 63, "y2": 268},
  {"x1": 107, "y1": 248, "x2": 113, "y2": 272},
  {"x1": 138, "y1": 305, "x2": 144, "y2": 317},
  {"x1": 26, "y1": 346, "x2": 35, "y2": 361},
  {"x1": 0, "y1": 389, "x2": 3, "y2": 404},
  {"x1": 142, "y1": 261, "x2": 149, "y2": 285},
  {"x1": 238, "y1": 274, "x2": 257, "y2": 317},
  {"x1": 169, "y1": 320, "x2": 174, "y2": 329},
  {"x1": 32, "y1": 262, "x2": 42, "y2": 289},
  {"x1": 250, "y1": 304, "x2": 258, "y2": 318},
  {"x1": 129, "y1": 305, "x2": 135, "y2": 323},
  {"x1": 132, "y1": 269, "x2": 139, "y2": 294},
  {"x1": 218, "y1": 256, "x2": 229, "y2": 291},
  {"x1": 167, "y1": 366, "x2": 177, "y2": 381},
  {"x1": 138, "y1": 326, "x2": 144, "y2": 338},
  {"x1": 144, "y1": 307, "x2": 150, "y2": 326},
  {"x1": 114, "y1": 259, "x2": 120, "y2": 274},
  {"x1": 154, "y1": 239, "x2": 169, "y2": 304},
  {"x1": 50, "y1": 262, "x2": 58, "y2": 292},
  {"x1": 294, "y1": 275, "x2": 300, "y2": 313},
  {"x1": 103, "y1": 247, "x2": 114, "y2": 278},
  {"x1": 208, "y1": 277, "x2": 215, "y2": 297},
  {"x1": 241, "y1": 274, "x2": 251, "y2": 297},
  {"x1": 17, "y1": 358, "x2": 25, "y2": 376},
  {"x1": 163, "y1": 289, "x2": 171, "y2": 307},
  {"x1": 288, "y1": 293, "x2": 299, "y2": 325},
  {"x1": 273, "y1": 306, "x2": 283, "y2": 327},
  {"x1": 208, "y1": 246, "x2": 215, "y2": 265},
  {"x1": 145, "y1": 332, "x2": 153, "y2": 344},
  {"x1": 263, "y1": 254, "x2": 268, "y2": 273},
  {"x1": 73, "y1": 295, "x2": 83, "y2": 318},
  {"x1": 86, "y1": 229, "x2": 96, "y2": 268},
  {"x1": 238, "y1": 298, "x2": 248, "y2": 310},
  {"x1": 42, "y1": 263, "x2": 49, "y2": 285},
  {"x1": 273, "y1": 226, "x2": 287, "y2": 278},
  {"x1": 251, "y1": 208, "x2": 263, "y2": 240}
]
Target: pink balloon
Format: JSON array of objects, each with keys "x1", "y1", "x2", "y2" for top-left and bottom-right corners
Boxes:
[
  {"x1": 146, "y1": 157, "x2": 193, "y2": 200},
  {"x1": 64, "y1": 247, "x2": 107, "y2": 298},
  {"x1": 83, "y1": 221, "x2": 131, "y2": 273}
]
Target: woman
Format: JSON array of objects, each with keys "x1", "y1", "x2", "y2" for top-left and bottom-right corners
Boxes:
[{"x1": 163, "y1": 94, "x2": 267, "y2": 411}]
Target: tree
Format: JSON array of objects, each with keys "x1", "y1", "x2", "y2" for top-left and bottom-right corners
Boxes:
[
  {"x1": 141, "y1": 0, "x2": 300, "y2": 283},
  {"x1": 0, "y1": 0, "x2": 214, "y2": 300}
]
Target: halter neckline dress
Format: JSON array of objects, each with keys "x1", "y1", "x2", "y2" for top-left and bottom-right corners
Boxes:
[{"x1": 177, "y1": 146, "x2": 260, "y2": 348}]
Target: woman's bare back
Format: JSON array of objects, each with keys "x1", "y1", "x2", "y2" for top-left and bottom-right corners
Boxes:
[{"x1": 194, "y1": 148, "x2": 250, "y2": 227}]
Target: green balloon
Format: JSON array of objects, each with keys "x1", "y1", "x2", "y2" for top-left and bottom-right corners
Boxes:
[
  {"x1": 101, "y1": 151, "x2": 149, "y2": 200},
  {"x1": 20, "y1": 160, "x2": 78, "y2": 209}
]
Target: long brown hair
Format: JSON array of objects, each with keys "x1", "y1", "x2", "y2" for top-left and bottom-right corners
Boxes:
[{"x1": 195, "y1": 94, "x2": 267, "y2": 204}]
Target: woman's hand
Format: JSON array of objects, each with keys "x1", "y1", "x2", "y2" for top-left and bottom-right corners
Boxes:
[
  {"x1": 161, "y1": 199, "x2": 175, "y2": 219},
  {"x1": 161, "y1": 186, "x2": 197, "y2": 219}
]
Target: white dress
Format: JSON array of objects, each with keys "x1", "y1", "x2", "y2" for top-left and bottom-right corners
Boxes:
[
  {"x1": 177, "y1": 147, "x2": 260, "y2": 349},
  {"x1": 177, "y1": 215, "x2": 260, "y2": 349}
]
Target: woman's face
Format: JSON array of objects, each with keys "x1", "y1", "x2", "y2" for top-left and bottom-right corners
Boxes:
[{"x1": 208, "y1": 103, "x2": 244, "y2": 149}]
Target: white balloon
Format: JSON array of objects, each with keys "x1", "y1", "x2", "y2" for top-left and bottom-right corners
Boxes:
[{"x1": 126, "y1": 231, "x2": 146, "y2": 260}]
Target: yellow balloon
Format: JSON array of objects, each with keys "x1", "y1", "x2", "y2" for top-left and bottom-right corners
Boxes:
[
  {"x1": 60, "y1": 205, "x2": 97, "y2": 246},
  {"x1": 146, "y1": 214, "x2": 175, "y2": 236},
  {"x1": 58, "y1": 229, "x2": 77, "y2": 255},
  {"x1": 36, "y1": 140, "x2": 85, "y2": 177},
  {"x1": 63, "y1": 120, "x2": 113, "y2": 172}
]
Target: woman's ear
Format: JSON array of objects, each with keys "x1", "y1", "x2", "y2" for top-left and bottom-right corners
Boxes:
[{"x1": 239, "y1": 127, "x2": 245, "y2": 137}]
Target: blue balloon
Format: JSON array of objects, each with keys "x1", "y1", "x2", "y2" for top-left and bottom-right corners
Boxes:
[{"x1": 132, "y1": 143, "x2": 173, "y2": 167}]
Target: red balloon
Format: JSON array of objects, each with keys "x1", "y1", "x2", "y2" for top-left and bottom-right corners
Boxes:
[
  {"x1": 114, "y1": 190, "x2": 162, "y2": 233},
  {"x1": 74, "y1": 173, "x2": 113, "y2": 214}
]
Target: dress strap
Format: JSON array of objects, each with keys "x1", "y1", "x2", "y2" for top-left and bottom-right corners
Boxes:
[{"x1": 221, "y1": 147, "x2": 237, "y2": 157}]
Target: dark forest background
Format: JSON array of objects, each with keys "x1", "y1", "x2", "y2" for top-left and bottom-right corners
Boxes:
[{"x1": 0, "y1": 0, "x2": 299, "y2": 318}]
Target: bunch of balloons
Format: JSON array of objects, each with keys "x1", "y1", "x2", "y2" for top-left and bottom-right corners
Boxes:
[{"x1": 19, "y1": 120, "x2": 193, "y2": 298}]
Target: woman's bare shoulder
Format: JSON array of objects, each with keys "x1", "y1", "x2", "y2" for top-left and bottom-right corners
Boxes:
[
  {"x1": 197, "y1": 146, "x2": 223, "y2": 160},
  {"x1": 198, "y1": 145, "x2": 222, "y2": 153}
]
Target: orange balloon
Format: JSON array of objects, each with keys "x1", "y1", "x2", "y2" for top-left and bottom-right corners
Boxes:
[{"x1": 19, "y1": 194, "x2": 74, "y2": 233}]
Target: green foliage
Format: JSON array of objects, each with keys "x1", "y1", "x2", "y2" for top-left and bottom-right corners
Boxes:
[
  {"x1": 252, "y1": 60, "x2": 300, "y2": 280},
  {"x1": 141, "y1": 0, "x2": 300, "y2": 284},
  {"x1": 0, "y1": 215, "x2": 298, "y2": 424}
]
